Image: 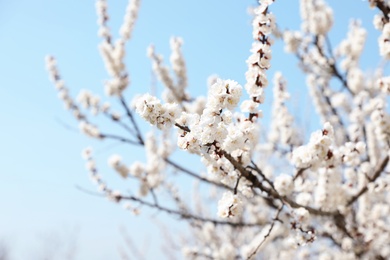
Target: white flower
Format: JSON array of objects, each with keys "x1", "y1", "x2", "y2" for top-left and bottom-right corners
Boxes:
[
  {"x1": 379, "y1": 23, "x2": 390, "y2": 59},
  {"x1": 347, "y1": 67, "x2": 364, "y2": 93},
  {"x1": 296, "y1": 192, "x2": 312, "y2": 206},
  {"x1": 208, "y1": 79, "x2": 242, "y2": 111},
  {"x1": 217, "y1": 192, "x2": 243, "y2": 218},
  {"x1": 81, "y1": 147, "x2": 92, "y2": 159},
  {"x1": 300, "y1": 0, "x2": 333, "y2": 35},
  {"x1": 274, "y1": 174, "x2": 294, "y2": 196},
  {"x1": 119, "y1": 0, "x2": 140, "y2": 40},
  {"x1": 108, "y1": 154, "x2": 122, "y2": 168},
  {"x1": 133, "y1": 94, "x2": 179, "y2": 129},
  {"x1": 341, "y1": 237, "x2": 353, "y2": 251},
  {"x1": 291, "y1": 122, "x2": 335, "y2": 169},
  {"x1": 373, "y1": 14, "x2": 385, "y2": 30},
  {"x1": 283, "y1": 30, "x2": 302, "y2": 53},
  {"x1": 79, "y1": 122, "x2": 101, "y2": 138},
  {"x1": 108, "y1": 154, "x2": 129, "y2": 178},
  {"x1": 293, "y1": 208, "x2": 310, "y2": 224},
  {"x1": 130, "y1": 161, "x2": 144, "y2": 177},
  {"x1": 108, "y1": 190, "x2": 122, "y2": 203},
  {"x1": 376, "y1": 76, "x2": 390, "y2": 94},
  {"x1": 170, "y1": 36, "x2": 188, "y2": 92}
]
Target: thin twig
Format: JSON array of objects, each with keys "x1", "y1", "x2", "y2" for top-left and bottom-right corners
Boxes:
[
  {"x1": 119, "y1": 194, "x2": 260, "y2": 227},
  {"x1": 119, "y1": 95, "x2": 144, "y2": 145},
  {"x1": 75, "y1": 185, "x2": 106, "y2": 197},
  {"x1": 320, "y1": 85, "x2": 350, "y2": 142},
  {"x1": 103, "y1": 112, "x2": 137, "y2": 137},
  {"x1": 320, "y1": 232, "x2": 342, "y2": 249},
  {"x1": 150, "y1": 188, "x2": 159, "y2": 206},
  {"x1": 100, "y1": 133, "x2": 142, "y2": 146},
  {"x1": 247, "y1": 205, "x2": 284, "y2": 259},
  {"x1": 119, "y1": 226, "x2": 146, "y2": 260},
  {"x1": 54, "y1": 117, "x2": 79, "y2": 133},
  {"x1": 165, "y1": 158, "x2": 233, "y2": 191},
  {"x1": 233, "y1": 176, "x2": 242, "y2": 195},
  {"x1": 314, "y1": 36, "x2": 352, "y2": 95},
  {"x1": 249, "y1": 160, "x2": 275, "y2": 189},
  {"x1": 293, "y1": 167, "x2": 309, "y2": 181},
  {"x1": 174, "y1": 123, "x2": 190, "y2": 132}
]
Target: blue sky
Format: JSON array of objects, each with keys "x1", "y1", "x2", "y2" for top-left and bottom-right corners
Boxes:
[{"x1": 0, "y1": 0, "x2": 383, "y2": 259}]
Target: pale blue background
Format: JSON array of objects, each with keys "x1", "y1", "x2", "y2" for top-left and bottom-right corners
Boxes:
[{"x1": 0, "y1": 0, "x2": 382, "y2": 259}]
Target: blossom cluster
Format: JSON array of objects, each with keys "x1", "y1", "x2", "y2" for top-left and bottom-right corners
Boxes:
[
  {"x1": 46, "y1": 55, "x2": 105, "y2": 138},
  {"x1": 335, "y1": 20, "x2": 367, "y2": 71},
  {"x1": 147, "y1": 37, "x2": 189, "y2": 104},
  {"x1": 133, "y1": 93, "x2": 179, "y2": 130},
  {"x1": 97, "y1": 0, "x2": 140, "y2": 96},
  {"x1": 291, "y1": 122, "x2": 335, "y2": 169},
  {"x1": 268, "y1": 72, "x2": 302, "y2": 147},
  {"x1": 217, "y1": 192, "x2": 243, "y2": 219},
  {"x1": 243, "y1": 0, "x2": 275, "y2": 118},
  {"x1": 300, "y1": 0, "x2": 333, "y2": 35}
]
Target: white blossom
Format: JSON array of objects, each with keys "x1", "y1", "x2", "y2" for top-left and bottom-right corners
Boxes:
[
  {"x1": 108, "y1": 154, "x2": 129, "y2": 178},
  {"x1": 291, "y1": 122, "x2": 335, "y2": 169},
  {"x1": 208, "y1": 79, "x2": 242, "y2": 111},
  {"x1": 379, "y1": 23, "x2": 390, "y2": 59},
  {"x1": 283, "y1": 30, "x2": 302, "y2": 53},
  {"x1": 274, "y1": 174, "x2": 293, "y2": 196},
  {"x1": 119, "y1": 0, "x2": 140, "y2": 40},
  {"x1": 133, "y1": 93, "x2": 179, "y2": 129},
  {"x1": 300, "y1": 0, "x2": 333, "y2": 35},
  {"x1": 217, "y1": 192, "x2": 243, "y2": 219},
  {"x1": 79, "y1": 122, "x2": 101, "y2": 138},
  {"x1": 376, "y1": 76, "x2": 390, "y2": 94}
]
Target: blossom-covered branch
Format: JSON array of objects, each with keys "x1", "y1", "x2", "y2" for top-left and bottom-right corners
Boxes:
[{"x1": 47, "y1": 0, "x2": 390, "y2": 258}]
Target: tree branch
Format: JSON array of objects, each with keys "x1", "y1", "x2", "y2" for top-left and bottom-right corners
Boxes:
[
  {"x1": 247, "y1": 205, "x2": 284, "y2": 259},
  {"x1": 222, "y1": 151, "x2": 339, "y2": 217},
  {"x1": 119, "y1": 95, "x2": 145, "y2": 145},
  {"x1": 347, "y1": 155, "x2": 389, "y2": 206},
  {"x1": 100, "y1": 133, "x2": 142, "y2": 146},
  {"x1": 165, "y1": 158, "x2": 233, "y2": 191},
  {"x1": 119, "y1": 194, "x2": 260, "y2": 227},
  {"x1": 374, "y1": 1, "x2": 390, "y2": 22}
]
